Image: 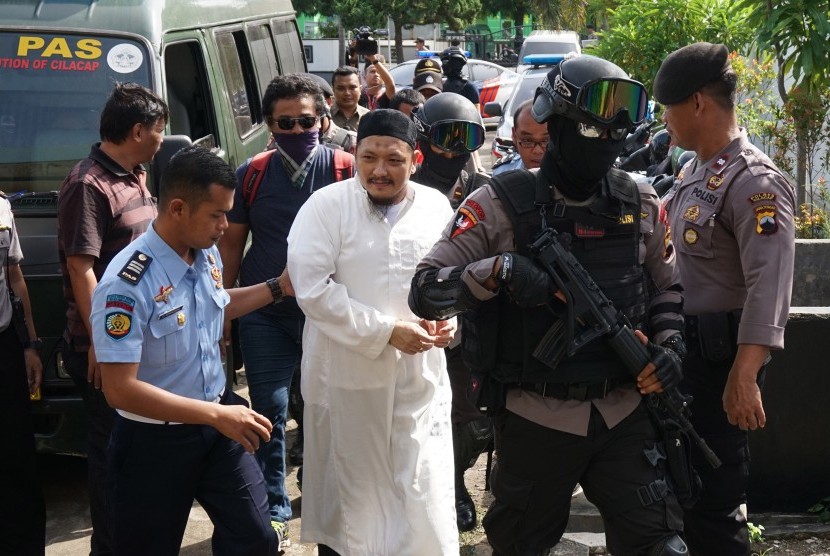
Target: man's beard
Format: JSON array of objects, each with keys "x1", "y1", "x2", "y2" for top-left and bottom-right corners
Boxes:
[{"x1": 365, "y1": 181, "x2": 406, "y2": 220}]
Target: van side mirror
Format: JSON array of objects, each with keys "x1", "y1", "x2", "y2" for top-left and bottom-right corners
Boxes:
[
  {"x1": 484, "y1": 101, "x2": 503, "y2": 117},
  {"x1": 151, "y1": 135, "x2": 193, "y2": 196}
]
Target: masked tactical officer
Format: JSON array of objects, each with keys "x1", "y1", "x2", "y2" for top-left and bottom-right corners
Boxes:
[
  {"x1": 409, "y1": 54, "x2": 689, "y2": 555},
  {"x1": 410, "y1": 93, "x2": 491, "y2": 532},
  {"x1": 655, "y1": 43, "x2": 795, "y2": 555}
]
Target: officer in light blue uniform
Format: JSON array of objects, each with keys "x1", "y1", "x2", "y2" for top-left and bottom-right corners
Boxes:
[
  {"x1": 492, "y1": 151, "x2": 525, "y2": 175},
  {"x1": 90, "y1": 146, "x2": 287, "y2": 556}
]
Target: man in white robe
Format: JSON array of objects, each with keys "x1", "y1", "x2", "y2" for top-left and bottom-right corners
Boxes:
[{"x1": 286, "y1": 109, "x2": 459, "y2": 556}]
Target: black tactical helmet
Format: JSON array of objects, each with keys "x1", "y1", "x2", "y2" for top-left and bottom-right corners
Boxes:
[
  {"x1": 440, "y1": 46, "x2": 467, "y2": 77},
  {"x1": 411, "y1": 93, "x2": 485, "y2": 153},
  {"x1": 531, "y1": 54, "x2": 648, "y2": 130},
  {"x1": 650, "y1": 129, "x2": 671, "y2": 161},
  {"x1": 674, "y1": 149, "x2": 696, "y2": 176}
]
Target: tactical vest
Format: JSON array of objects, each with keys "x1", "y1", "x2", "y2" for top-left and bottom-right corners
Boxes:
[{"x1": 461, "y1": 168, "x2": 646, "y2": 385}]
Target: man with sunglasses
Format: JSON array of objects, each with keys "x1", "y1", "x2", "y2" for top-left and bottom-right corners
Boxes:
[
  {"x1": 655, "y1": 43, "x2": 795, "y2": 555},
  {"x1": 219, "y1": 74, "x2": 355, "y2": 550},
  {"x1": 409, "y1": 54, "x2": 689, "y2": 555},
  {"x1": 492, "y1": 100, "x2": 549, "y2": 175},
  {"x1": 410, "y1": 93, "x2": 492, "y2": 533}
]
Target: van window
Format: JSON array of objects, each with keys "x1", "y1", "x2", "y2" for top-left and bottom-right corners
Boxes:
[
  {"x1": 247, "y1": 24, "x2": 281, "y2": 95},
  {"x1": 164, "y1": 41, "x2": 218, "y2": 145},
  {"x1": 519, "y1": 40, "x2": 579, "y2": 58},
  {"x1": 272, "y1": 20, "x2": 305, "y2": 75},
  {"x1": 0, "y1": 31, "x2": 153, "y2": 191},
  {"x1": 215, "y1": 30, "x2": 262, "y2": 137}
]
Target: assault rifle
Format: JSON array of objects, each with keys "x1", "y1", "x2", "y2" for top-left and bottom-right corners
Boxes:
[{"x1": 530, "y1": 227, "x2": 721, "y2": 469}]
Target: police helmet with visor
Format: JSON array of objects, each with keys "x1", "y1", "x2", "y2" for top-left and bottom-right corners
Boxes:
[
  {"x1": 411, "y1": 93, "x2": 485, "y2": 154},
  {"x1": 531, "y1": 55, "x2": 648, "y2": 140}
]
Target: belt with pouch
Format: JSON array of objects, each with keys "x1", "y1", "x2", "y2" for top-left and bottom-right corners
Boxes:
[
  {"x1": 518, "y1": 377, "x2": 631, "y2": 401},
  {"x1": 685, "y1": 309, "x2": 742, "y2": 362}
]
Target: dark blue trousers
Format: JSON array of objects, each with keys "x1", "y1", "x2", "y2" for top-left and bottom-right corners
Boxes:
[
  {"x1": 107, "y1": 399, "x2": 276, "y2": 556},
  {"x1": 0, "y1": 326, "x2": 45, "y2": 555}
]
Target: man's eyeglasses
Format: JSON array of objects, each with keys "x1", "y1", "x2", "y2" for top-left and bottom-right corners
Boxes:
[
  {"x1": 576, "y1": 123, "x2": 627, "y2": 140},
  {"x1": 275, "y1": 116, "x2": 320, "y2": 130},
  {"x1": 517, "y1": 139, "x2": 548, "y2": 150}
]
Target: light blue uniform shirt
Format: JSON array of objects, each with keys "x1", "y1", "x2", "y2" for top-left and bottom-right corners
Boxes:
[
  {"x1": 492, "y1": 153, "x2": 527, "y2": 176},
  {"x1": 91, "y1": 223, "x2": 230, "y2": 402}
]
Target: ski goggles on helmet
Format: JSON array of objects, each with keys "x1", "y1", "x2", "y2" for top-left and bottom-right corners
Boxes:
[
  {"x1": 414, "y1": 118, "x2": 486, "y2": 154},
  {"x1": 576, "y1": 122, "x2": 628, "y2": 140},
  {"x1": 534, "y1": 74, "x2": 648, "y2": 128}
]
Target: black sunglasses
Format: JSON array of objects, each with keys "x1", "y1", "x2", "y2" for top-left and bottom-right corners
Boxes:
[{"x1": 275, "y1": 116, "x2": 319, "y2": 130}]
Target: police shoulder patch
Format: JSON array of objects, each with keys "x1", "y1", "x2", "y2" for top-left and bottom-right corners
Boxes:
[
  {"x1": 450, "y1": 206, "x2": 480, "y2": 239},
  {"x1": 105, "y1": 311, "x2": 132, "y2": 341},
  {"x1": 118, "y1": 251, "x2": 152, "y2": 285}
]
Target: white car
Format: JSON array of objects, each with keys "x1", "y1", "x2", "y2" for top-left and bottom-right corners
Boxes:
[
  {"x1": 388, "y1": 56, "x2": 519, "y2": 125},
  {"x1": 515, "y1": 30, "x2": 581, "y2": 73},
  {"x1": 484, "y1": 54, "x2": 567, "y2": 163}
]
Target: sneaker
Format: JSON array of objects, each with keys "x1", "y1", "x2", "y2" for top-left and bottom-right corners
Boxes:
[{"x1": 271, "y1": 520, "x2": 290, "y2": 552}]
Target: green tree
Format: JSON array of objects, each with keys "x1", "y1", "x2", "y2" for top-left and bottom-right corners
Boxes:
[
  {"x1": 589, "y1": 0, "x2": 753, "y2": 93},
  {"x1": 736, "y1": 0, "x2": 830, "y2": 203}
]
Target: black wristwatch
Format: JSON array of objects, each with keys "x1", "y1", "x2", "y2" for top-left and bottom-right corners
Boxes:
[
  {"x1": 23, "y1": 338, "x2": 43, "y2": 350},
  {"x1": 266, "y1": 277, "x2": 284, "y2": 305}
]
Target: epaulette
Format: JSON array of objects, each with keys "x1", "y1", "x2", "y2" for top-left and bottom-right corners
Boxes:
[
  {"x1": 118, "y1": 250, "x2": 153, "y2": 285},
  {"x1": 492, "y1": 151, "x2": 518, "y2": 170}
]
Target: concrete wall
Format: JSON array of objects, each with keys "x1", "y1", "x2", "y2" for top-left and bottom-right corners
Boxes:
[
  {"x1": 748, "y1": 309, "x2": 830, "y2": 511},
  {"x1": 792, "y1": 240, "x2": 830, "y2": 307}
]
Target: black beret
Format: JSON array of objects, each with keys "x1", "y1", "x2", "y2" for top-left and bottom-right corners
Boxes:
[
  {"x1": 357, "y1": 109, "x2": 418, "y2": 149},
  {"x1": 653, "y1": 42, "x2": 730, "y2": 105}
]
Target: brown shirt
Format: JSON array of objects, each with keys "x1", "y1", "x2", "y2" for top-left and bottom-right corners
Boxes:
[
  {"x1": 663, "y1": 133, "x2": 794, "y2": 349},
  {"x1": 418, "y1": 171, "x2": 682, "y2": 435},
  {"x1": 58, "y1": 144, "x2": 157, "y2": 352},
  {"x1": 330, "y1": 104, "x2": 369, "y2": 132}
]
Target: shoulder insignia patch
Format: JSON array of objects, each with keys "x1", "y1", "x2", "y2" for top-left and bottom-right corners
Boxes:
[
  {"x1": 755, "y1": 205, "x2": 778, "y2": 235},
  {"x1": 465, "y1": 199, "x2": 486, "y2": 221},
  {"x1": 707, "y1": 174, "x2": 724, "y2": 191},
  {"x1": 749, "y1": 192, "x2": 776, "y2": 203},
  {"x1": 683, "y1": 205, "x2": 701, "y2": 223},
  {"x1": 105, "y1": 311, "x2": 132, "y2": 341},
  {"x1": 450, "y1": 206, "x2": 479, "y2": 239},
  {"x1": 105, "y1": 294, "x2": 136, "y2": 313},
  {"x1": 684, "y1": 228, "x2": 699, "y2": 245},
  {"x1": 118, "y1": 251, "x2": 152, "y2": 285}
]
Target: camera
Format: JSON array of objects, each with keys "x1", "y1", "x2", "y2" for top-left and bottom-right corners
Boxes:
[{"x1": 353, "y1": 26, "x2": 378, "y2": 56}]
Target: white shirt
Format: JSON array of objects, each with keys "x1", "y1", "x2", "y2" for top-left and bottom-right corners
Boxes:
[{"x1": 287, "y1": 177, "x2": 458, "y2": 556}]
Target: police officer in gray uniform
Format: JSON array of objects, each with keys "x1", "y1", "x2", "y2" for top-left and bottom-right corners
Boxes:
[
  {"x1": 409, "y1": 54, "x2": 689, "y2": 555},
  {"x1": 411, "y1": 92, "x2": 491, "y2": 532},
  {"x1": 656, "y1": 43, "x2": 795, "y2": 555},
  {"x1": 90, "y1": 146, "x2": 289, "y2": 555}
]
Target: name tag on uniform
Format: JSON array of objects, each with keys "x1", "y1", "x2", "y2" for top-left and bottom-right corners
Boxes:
[{"x1": 158, "y1": 305, "x2": 184, "y2": 320}]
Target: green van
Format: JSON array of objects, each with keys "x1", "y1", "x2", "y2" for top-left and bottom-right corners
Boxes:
[{"x1": 0, "y1": 0, "x2": 306, "y2": 455}]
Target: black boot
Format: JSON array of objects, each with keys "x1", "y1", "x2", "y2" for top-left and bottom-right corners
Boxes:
[
  {"x1": 288, "y1": 419, "x2": 304, "y2": 465},
  {"x1": 452, "y1": 417, "x2": 492, "y2": 532},
  {"x1": 455, "y1": 473, "x2": 477, "y2": 531}
]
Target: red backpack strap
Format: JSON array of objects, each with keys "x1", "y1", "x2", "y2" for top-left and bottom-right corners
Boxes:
[
  {"x1": 332, "y1": 148, "x2": 354, "y2": 183},
  {"x1": 242, "y1": 150, "x2": 277, "y2": 209}
]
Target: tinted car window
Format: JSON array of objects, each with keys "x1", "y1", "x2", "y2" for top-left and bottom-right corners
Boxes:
[{"x1": 471, "y1": 62, "x2": 501, "y2": 82}]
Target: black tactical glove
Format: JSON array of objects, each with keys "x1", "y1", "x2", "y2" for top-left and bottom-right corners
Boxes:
[
  {"x1": 497, "y1": 252, "x2": 557, "y2": 308},
  {"x1": 648, "y1": 334, "x2": 686, "y2": 391}
]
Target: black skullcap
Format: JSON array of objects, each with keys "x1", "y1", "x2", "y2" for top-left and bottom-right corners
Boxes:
[
  {"x1": 357, "y1": 109, "x2": 418, "y2": 149},
  {"x1": 413, "y1": 71, "x2": 443, "y2": 93},
  {"x1": 654, "y1": 42, "x2": 730, "y2": 105}
]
